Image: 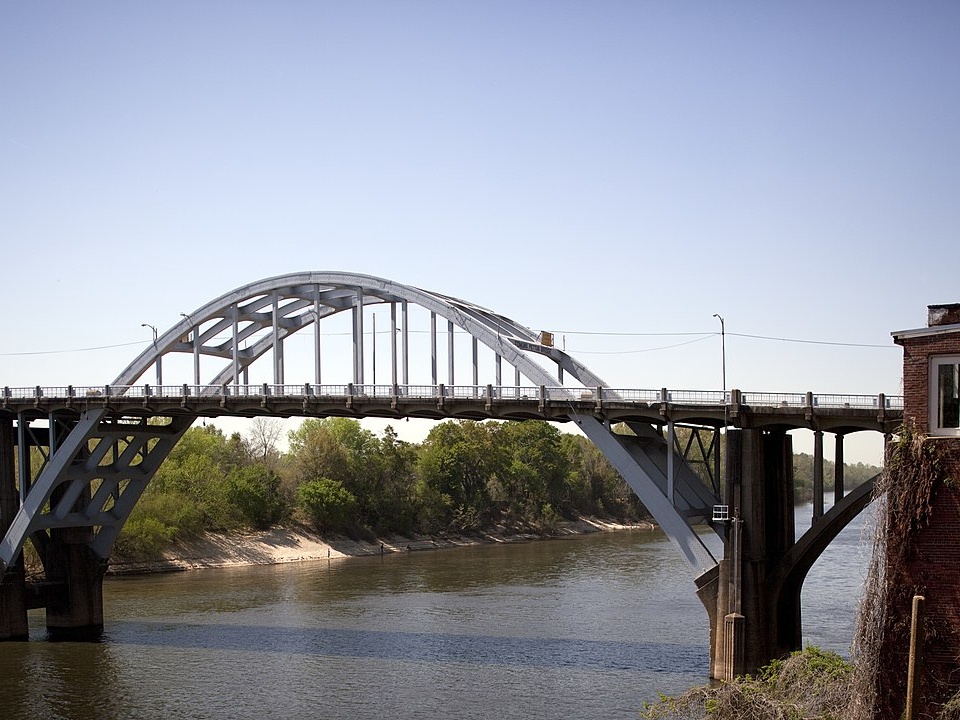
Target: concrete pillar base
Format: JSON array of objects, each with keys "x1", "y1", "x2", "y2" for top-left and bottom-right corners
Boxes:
[
  {"x1": 44, "y1": 530, "x2": 106, "y2": 641},
  {"x1": 0, "y1": 562, "x2": 30, "y2": 641},
  {"x1": 721, "y1": 613, "x2": 746, "y2": 681}
]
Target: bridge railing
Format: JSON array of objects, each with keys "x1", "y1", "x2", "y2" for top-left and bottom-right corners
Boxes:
[
  {"x1": 1, "y1": 384, "x2": 904, "y2": 411},
  {"x1": 739, "y1": 392, "x2": 809, "y2": 407}
]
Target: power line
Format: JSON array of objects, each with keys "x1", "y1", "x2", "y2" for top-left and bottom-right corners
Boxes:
[
  {"x1": 726, "y1": 332, "x2": 892, "y2": 349},
  {"x1": 2, "y1": 327, "x2": 895, "y2": 358},
  {"x1": 559, "y1": 329, "x2": 893, "y2": 349},
  {"x1": 554, "y1": 330, "x2": 710, "y2": 337},
  {"x1": 570, "y1": 335, "x2": 715, "y2": 355},
  {"x1": 0, "y1": 340, "x2": 147, "y2": 357}
]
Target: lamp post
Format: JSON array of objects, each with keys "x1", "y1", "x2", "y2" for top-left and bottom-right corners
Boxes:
[
  {"x1": 141, "y1": 323, "x2": 162, "y2": 387},
  {"x1": 712, "y1": 314, "x2": 726, "y2": 401}
]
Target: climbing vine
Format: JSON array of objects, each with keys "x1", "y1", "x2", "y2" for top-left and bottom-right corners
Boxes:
[{"x1": 850, "y1": 425, "x2": 949, "y2": 720}]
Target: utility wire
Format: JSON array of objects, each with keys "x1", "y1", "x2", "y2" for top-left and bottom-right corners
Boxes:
[
  {"x1": 2, "y1": 327, "x2": 894, "y2": 357},
  {"x1": 570, "y1": 335, "x2": 715, "y2": 355},
  {"x1": 0, "y1": 340, "x2": 147, "y2": 357},
  {"x1": 726, "y1": 332, "x2": 892, "y2": 349},
  {"x1": 558, "y1": 329, "x2": 893, "y2": 349}
]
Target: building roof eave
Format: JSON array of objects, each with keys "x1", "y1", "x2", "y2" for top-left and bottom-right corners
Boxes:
[{"x1": 891, "y1": 322, "x2": 960, "y2": 343}]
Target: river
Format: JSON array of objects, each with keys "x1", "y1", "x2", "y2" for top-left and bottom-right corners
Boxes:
[{"x1": 0, "y1": 503, "x2": 872, "y2": 720}]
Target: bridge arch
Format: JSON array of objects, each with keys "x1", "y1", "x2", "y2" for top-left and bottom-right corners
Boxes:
[{"x1": 0, "y1": 272, "x2": 717, "y2": 580}]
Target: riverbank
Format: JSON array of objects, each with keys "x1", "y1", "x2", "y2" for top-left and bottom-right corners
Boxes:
[{"x1": 106, "y1": 516, "x2": 656, "y2": 575}]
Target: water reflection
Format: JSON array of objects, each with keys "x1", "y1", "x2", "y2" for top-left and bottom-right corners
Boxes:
[
  {"x1": 0, "y1": 523, "x2": 867, "y2": 720},
  {"x1": 104, "y1": 619, "x2": 707, "y2": 673},
  {"x1": 2, "y1": 638, "x2": 127, "y2": 720}
]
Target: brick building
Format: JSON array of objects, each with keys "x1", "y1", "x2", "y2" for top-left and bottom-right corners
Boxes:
[{"x1": 879, "y1": 304, "x2": 960, "y2": 718}]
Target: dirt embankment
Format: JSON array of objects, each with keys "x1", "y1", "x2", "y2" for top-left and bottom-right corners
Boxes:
[{"x1": 106, "y1": 517, "x2": 655, "y2": 576}]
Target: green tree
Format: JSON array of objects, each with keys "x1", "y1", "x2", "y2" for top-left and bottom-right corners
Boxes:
[
  {"x1": 365, "y1": 425, "x2": 419, "y2": 533},
  {"x1": 225, "y1": 464, "x2": 286, "y2": 529},
  {"x1": 498, "y1": 421, "x2": 571, "y2": 523},
  {"x1": 416, "y1": 420, "x2": 506, "y2": 530},
  {"x1": 297, "y1": 477, "x2": 357, "y2": 532},
  {"x1": 149, "y1": 424, "x2": 244, "y2": 529}
]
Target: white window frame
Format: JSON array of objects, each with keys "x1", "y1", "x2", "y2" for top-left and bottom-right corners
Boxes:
[{"x1": 930, "y1": 355, "x2": 960, "y2": 436}]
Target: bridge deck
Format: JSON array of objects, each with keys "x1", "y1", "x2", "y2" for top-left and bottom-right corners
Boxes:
[{"x1": 2, "y1": 384, "x2": 903, "y2": 433}]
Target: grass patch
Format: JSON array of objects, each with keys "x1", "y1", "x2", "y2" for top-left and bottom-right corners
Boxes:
[{"x1": 642, "y1": 646, "x2": 852, "y2": 720}]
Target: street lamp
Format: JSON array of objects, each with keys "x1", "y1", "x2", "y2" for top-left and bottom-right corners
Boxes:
[
  {"x1": 712, "y1": 314, "x2": 726, "y2": 402},
  {"x1": 141, "y1": 323, "x2": 162, "y2": 387}
]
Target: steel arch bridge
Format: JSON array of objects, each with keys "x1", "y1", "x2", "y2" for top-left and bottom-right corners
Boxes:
[
  {"x1": 0, "y1": 271, "x2": 901, "y2": 677},
  {"x1": 0, "y1": 271, "x2": 727, "y2": 576}
]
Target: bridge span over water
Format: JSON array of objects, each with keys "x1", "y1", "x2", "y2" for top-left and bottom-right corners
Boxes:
[{"x1": 0, "y1": 272, "x2": 901, "y2": 680}]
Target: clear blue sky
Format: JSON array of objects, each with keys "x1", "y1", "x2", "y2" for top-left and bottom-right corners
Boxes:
[{"x1": 3, "y1": 2, "x2": 958, "y2": 462}]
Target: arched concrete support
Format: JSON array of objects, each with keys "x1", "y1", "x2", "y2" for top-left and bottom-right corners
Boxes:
[{"x1": 773, "y1": 476, "x2": 875, "y2": 647}]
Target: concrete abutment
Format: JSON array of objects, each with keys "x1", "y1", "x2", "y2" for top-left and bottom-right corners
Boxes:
[{"x1": 704, "y1": 428, "x2": 803, "y2": 680}]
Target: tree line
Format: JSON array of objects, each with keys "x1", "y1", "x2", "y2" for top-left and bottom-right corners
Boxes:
[
  {"x1": 115, "y1": 419, "x2": 882, "y2": 559},
  {"x1": 117, "y1": 417, "x2": 641, "y2": 559}
]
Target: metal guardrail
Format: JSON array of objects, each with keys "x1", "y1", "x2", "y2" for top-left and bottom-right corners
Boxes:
[{"x1": 1, "y1": 384, "x2": 904, "y2": 410}]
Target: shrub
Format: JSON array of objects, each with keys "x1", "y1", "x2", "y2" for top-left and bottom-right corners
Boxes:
[
  {"x1": 226, "y1": 465, "x2": 286, "y2": 529},
  {"x1": 297, "y1": 477, "x2": 357, "y2": 532}
]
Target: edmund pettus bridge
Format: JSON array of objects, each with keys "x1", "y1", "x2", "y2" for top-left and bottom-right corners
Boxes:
[{"x1": 0, "y1": 272, "x2": 901, "y2": 680}]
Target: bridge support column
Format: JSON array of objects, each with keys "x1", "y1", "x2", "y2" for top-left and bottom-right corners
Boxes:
[
  {"x1": 707, "y1": 428, "x2": 800, "y2": 680},
  {"x1": 43, "y1": 481, "x2": 105, "y2": 640},
  {"x1": 0, "y1": 417, "x2": 29, "y2": 640}
]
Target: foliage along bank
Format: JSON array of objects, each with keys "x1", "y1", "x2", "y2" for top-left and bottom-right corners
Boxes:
[
  {"x1": 115, "y1": 418, "x2": 642, "y2": 559},
  {"x1": 113, "y1": 419, "x2": 881, "y2": 561}
]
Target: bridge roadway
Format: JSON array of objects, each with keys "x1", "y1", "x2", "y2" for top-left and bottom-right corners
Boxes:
[{"x1": 2, "y1": 383, "x2": 902, "y2": 434}]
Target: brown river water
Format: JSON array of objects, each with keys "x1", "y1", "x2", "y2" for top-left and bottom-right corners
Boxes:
[{"x1": 0, "y1": 504, "x2": 869, "y2": 720}]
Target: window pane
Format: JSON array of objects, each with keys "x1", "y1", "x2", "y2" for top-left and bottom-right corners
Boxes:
[{"x1": 939, "y1": 363, "x2": 960, "y2": 429}]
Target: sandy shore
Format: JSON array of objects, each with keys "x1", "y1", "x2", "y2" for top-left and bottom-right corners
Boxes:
[{"x1": 106, "y1": 517, "x2": 655, "y2": 575}]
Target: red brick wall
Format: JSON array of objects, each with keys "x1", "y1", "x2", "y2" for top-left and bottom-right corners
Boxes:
[
  {"x1": 898, "y1": 333, "x2": 960, "y2": 431},
  {"x1": 882, "y1": 330, "x2": 960, "y2": 717}
]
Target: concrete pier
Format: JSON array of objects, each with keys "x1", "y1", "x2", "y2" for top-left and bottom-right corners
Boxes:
[
  {"x1": 703, "y1": 428, "x2": 801, "y2": 680},
  {"x1": 43, "y1": 479, "x2": 105, "y2": 640},
  {"x1": 0, "y1": 418, "x2": 29, "y2": 640}
]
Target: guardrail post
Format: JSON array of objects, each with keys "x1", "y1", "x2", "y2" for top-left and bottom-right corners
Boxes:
[
  {"x1": 595, "y1": 386, "x2": 603, "y2": 413},
  {"x1": 104, "y1": 385, "x2": 111, "y2": 397},
  {"x1": 2, "y1": 387, "x2": 8, "y2": 399},
  {"x1": 182, "y1": 383, "x2": 189, "y2": 397},
  {"x1": 262, "y1": 383, "x2": 269, "y2": 397},
  {"x1": 304, "y1": 383, "x2": 312, "y2": 396},
  {"x1": 660, "y1": 387, "x2": 668, "y2": 403},
  {"x1": 35, "y1": 386, "x2": 42, "y2": 399},
  {"x1": 144, "y1": 384, "x2": 151, "y2": 398},
  {"x1": 805, "y1": 391, "x2": 813, "y2": 407},
  {"x1": 67, "y1": 385, "x2": 74, "y2": 398},
  {"x1": 539, "y1": 385, "x2": 546, "y2": 412}
]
